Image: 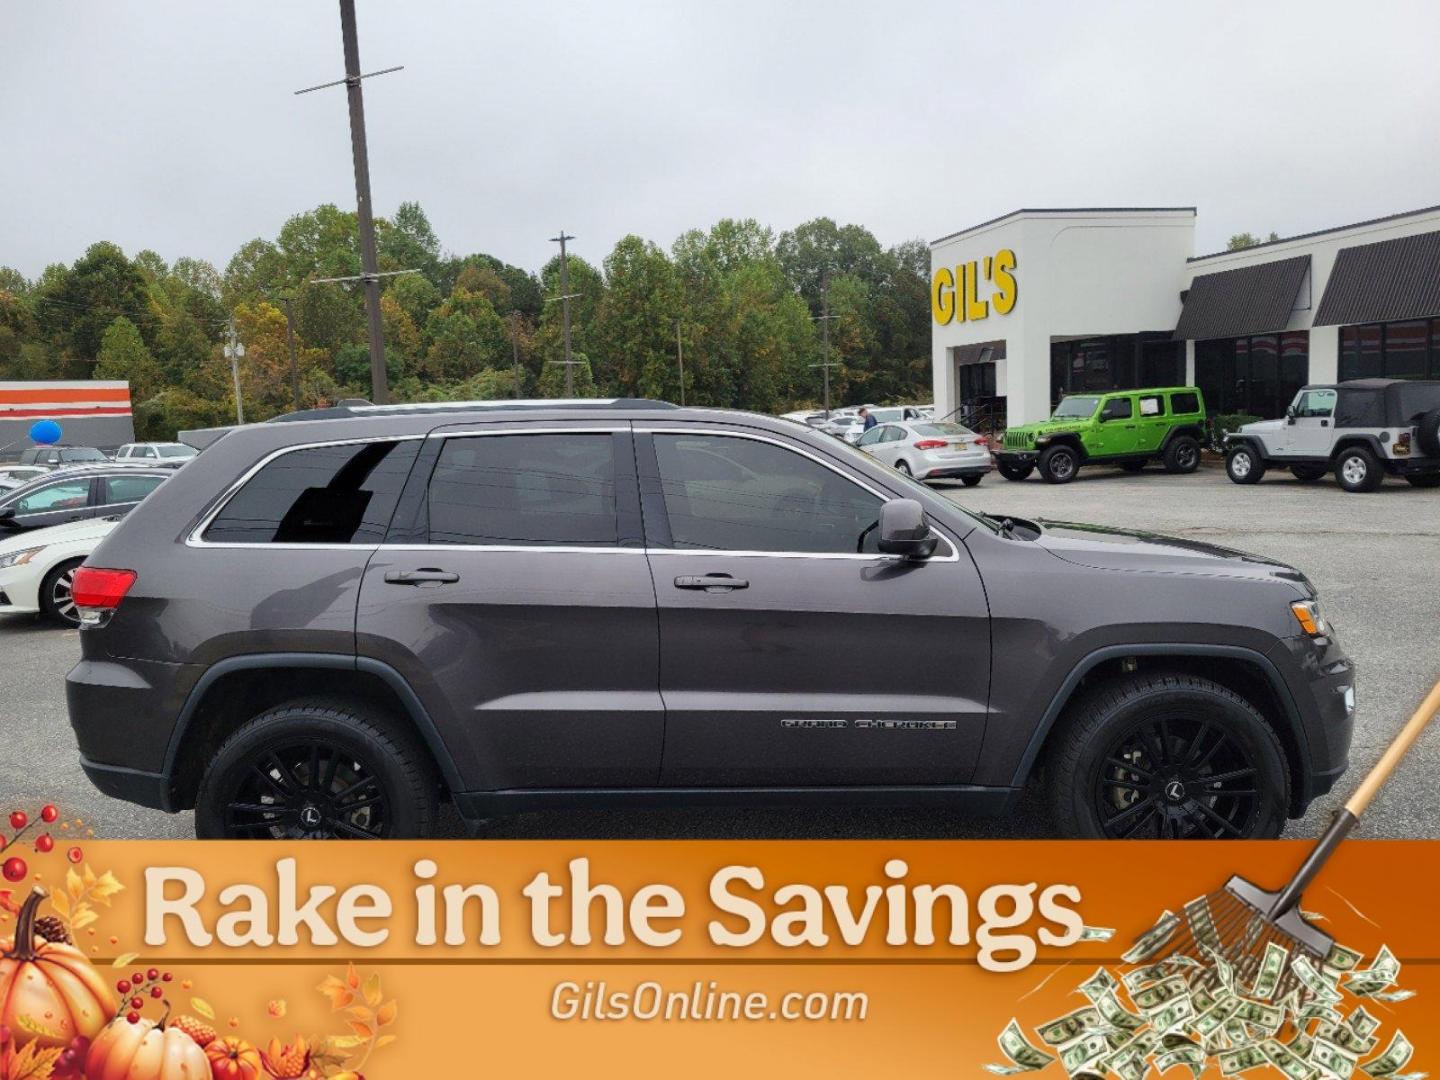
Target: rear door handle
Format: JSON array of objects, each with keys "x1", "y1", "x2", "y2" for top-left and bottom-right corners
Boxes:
[
  {"x1": 674, "y1": 573, "x2": 749, "y2": 592},
  {"x1": 384, "y1": 568, "x2": 459, "y2": 586}
]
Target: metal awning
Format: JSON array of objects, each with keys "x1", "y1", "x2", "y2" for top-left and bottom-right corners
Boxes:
[
  {"x1": 1313, "y1": 229, "x2": 1440, "y2": 326},
  {"x1": 1173, "y1": 255, "x2": 1310, "y2": 341}
]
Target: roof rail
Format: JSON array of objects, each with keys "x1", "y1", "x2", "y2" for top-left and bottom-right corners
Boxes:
[{"x1": 266, "y1": 398, "x2": 678, "y2": 423}]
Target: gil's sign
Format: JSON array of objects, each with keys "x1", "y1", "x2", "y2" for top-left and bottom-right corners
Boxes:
[{"x1": 932, "y1": 249, "x2": 1017, "y2": 325}]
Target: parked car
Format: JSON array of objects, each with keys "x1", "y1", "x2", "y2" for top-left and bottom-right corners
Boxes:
[
  {"x1": 0, "y1": 465, "x2": 50, "y2": 492},
  {"x1": 0, "y1": 516, "x2": 119, "y2": 626},
  {"x1": 997, "y1": 387, "x2": 1207, "y2": 483},
  {"x1": 112, "y1": 442, "x2": 199, "y2": 467},
  {"x1": 1224, "y1": 379, "x2": 1440, "y2": 493},
  {"x1": 18, "y1": 445, "x2": 108, "y2": 468},
  {"x1": 857, "y1": 420, "x2": 991, "y2": 485},
  {"x1": 779, "y1": 410, "x2": 829, "y2": 428},
  {"x1": 0, "y1": 466, "x2": 169, "y2": 531},
  {"x1": 826, "y1": 405, "x2": 928, "y2": 444},
  {"x1": 68, "y1": 398, "x2": 1352, "y2": 843}
]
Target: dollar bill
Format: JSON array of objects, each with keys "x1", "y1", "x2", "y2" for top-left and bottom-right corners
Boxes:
[
  {"x1": 1324, "y1": 943, "x2": 1364, "y2": 972},
  {"x1": 1078, "y1": 967, "x2": 1119, "y2": 1003},
  {"x1": 1299, "y1": 1002, "x2": 1343, "y2": 1027},
  {"x1": 1037, "y1": 1007, "x2": 1104, "y2": 1047},
  {"x1": 1349, "y1": 1007, "x2": 1382, "y2": 1039},
  {"x1": 1345, "y1": 946, "x2": 1400, "y2": 996},
  {"x1": 1123, "y1": 912, "x2": 1181, "y2": 965},
  {"x1": 1251, "y1": 941, "x2": 1290, "y2": 1001},
  {"x1": 1366, "y1": 989, "x2": 1415, "y2": 1003},
  {"x1": 1232, "y1": 998, "x2": 1284, "y2": 1034},
  {"x1": 1203, "y1": 943, "x2": 1237, "y2": 992},
  {"x1": 1132, "y1": 975, "x2": 1189, "y2": 1013},
  {"x1": 1150, "y1": 995, "x2": 1196, "y2": 1034},
  {"x1": 1060, "y1": 1033, "x2": 1112, "y2": 1075},
  {"x1": 1360, "y1": 1032, "x2": 1413, "y2": 1078},
  {"x1": 1288, "y1": 1032, "x2": 1315, "y2": 1060},
  {"x1": 1264, "y1": 1038, "x2": 1320, "y2": 1080},
  {"x1": 1094, "y1": 990, "x2": 1147, "y2": 1033},
  {"x1": 1293, "y1": 955, "x2": 1344, "y2": 1006},
  {"x1": 1079, "y1": 925, "x2": 1116, "y2": 942},
  {"x1": 1321, "y1": 1022, "x2": 1379, "y2": 1058},
  {"x1": 988, "y1": 1020, "x2": 1058, "y2": 1074},
  {"x1": 1219, "y1": 1044, "x2": 1270, "y2": 1076},
  {"x1": 1123, "y1": 963, "x2": 1171, "y2": 992},
  {"x1": 1156, "y1": 1045, "x2": 1206, "y2": 1078},
  {"x1": 1194, "y1": 998, "x2": 1242, "y2": 1039},
  {"x1": 1313, "y1": 1037, "x2": 1359, "y2": 1080}
]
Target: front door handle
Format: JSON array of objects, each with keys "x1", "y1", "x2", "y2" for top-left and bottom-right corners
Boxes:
[
  {"x1": 1321, "y1": 419, "x2": 1329, "y2": 427},
  {"x1": 675, "y1": 573, "x2": 749, "y2": 592},
  {"x1": 384, "y1": 568, "x2": 459, "y2": 586}
]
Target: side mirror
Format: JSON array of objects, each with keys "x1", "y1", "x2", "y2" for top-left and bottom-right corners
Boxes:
[
  {"x1": 878, "y1": 499, "x2": 938, "y2": 559},
  {"x1": 1286, "y1": 405, "x2": 1297, "y2": 422},
  {"x1": 0, "y1": 506, "x2": 13, "y2": 520}
]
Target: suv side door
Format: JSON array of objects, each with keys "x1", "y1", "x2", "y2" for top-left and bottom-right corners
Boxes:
[
  {"x1": 1134, "y1": 393, "x2": 1168, "y2": 453},
  {"x1": 637, "y1": 424, "x2": 991, "y2": 787},
  {"x1": 357, "y1": 424, "x2": 664, "y2": 791},
  {"x1": 1286, "y1": 389, "x2": 1337, "y2": 456},
  {"x1": 0, "y1": 475, "x2": 97, "y2": 529},
  {"x1": 99, "y1": 472, "x2": 166, "y2": 517},
  {"x1": 1094, "y1": 395, "x2": 1136, "y2": 456}
]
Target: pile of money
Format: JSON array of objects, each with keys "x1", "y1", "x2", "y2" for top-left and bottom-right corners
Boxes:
[{"x1": 985, "y1": 906, "x2": 1421, "y2": 1080}]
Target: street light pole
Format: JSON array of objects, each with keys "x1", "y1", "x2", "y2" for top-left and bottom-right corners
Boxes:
[
  {"x1": 810, "y1": 272, "x2": 841, "y2": 418},
  {"x1": 676, "y1": 319, "x2": 685, "y2": 406},
  {"x1": 509, "y1": 311, "x2": 523, "y2": 399},
  {"x1": 223, "y1": 319, "x2": 246, "y2": 425}
]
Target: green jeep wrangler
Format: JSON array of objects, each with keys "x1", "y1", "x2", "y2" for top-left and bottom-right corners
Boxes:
[{"x1": 997, "y1": 387, "x2": 1207, "y2": 484}]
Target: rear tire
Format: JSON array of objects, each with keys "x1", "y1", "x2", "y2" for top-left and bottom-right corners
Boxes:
[
  {"x1": 1290, "y1": 464, "x2": 1327, "y2": 482},
  {"x1": 1334, "y1": 446, "x2": 1384, "y2": 493},
  {"x1": 1225, "y1": 444, "x2": 1265, "y2": 484},
  {"x1": 960, "y1": 475, "x2": 983, "y2": 487},
  {"x1": 39, "y1": 558, "x2": 85, "y2": 628},
  {"x1": 1046, "y1": 672, "x2": 1289, "y2": 840},
  {"x1": 1039, "y1": 444, "x2": 1079, "y2": 484},
  {"x1": 1415, "y1": 407, "x2": 1440, "y2": 457},
  {"x1": 998, "y1": 462, "x2": 1034, "y2": 482},
  {"x1": 195, "y1": 697, "x2": 439, "y2": 840},
  {"x1": 1404, "y1": 473, "x2": 1440, "y2": 488},
  {"x1": 895, "y1": 460, "x2": 912, "y2": 477},
  {"x1": 1162, "y1": 435, "x2": 1201, "y2": 474}
]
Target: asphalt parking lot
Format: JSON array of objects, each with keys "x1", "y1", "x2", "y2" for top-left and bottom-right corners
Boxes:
[{"x1": 2, "y1": 463, "x2": 1436, "y2": 840}]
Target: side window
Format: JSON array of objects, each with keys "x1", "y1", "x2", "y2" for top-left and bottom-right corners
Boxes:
[
  {"x1": 856, "y1": 426, "x2": 885, "y2": 447},
  {"x1": 137, "y1": 446, "x2": 156, "y2": 459},
  {"x1": 1169, "y1": 392, "x2": 1200, "y2": 415},
  {"x1": 104, "y1": 474, "x2": 164, "y2": 504},
  {"x1": 884, "y1": 426, "x2": 907, "y2": 443},
  {"x1": 1295, "y1": 390, "x2": 1336, "y2": 418},
  {"x1": 1101, "y1": 397, "x2": 1134, "y2": 420},
  {"x1": 652, "y1": 433, "x2": 883, "y2": 555},
  {"x1": 1138, "y1": 395, "x2": 1164, "y2": 417},
  {"x1": 427, "y1": 434, "x2": 618, "y2": 546},
  {"x1": 16, "y1": 480, "x2": 90, "y2": 514},
  {"x1": 204, "y1": 440, "x2": 420, "y2": 544}
]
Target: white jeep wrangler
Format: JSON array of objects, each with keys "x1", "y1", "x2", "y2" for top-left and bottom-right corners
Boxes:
[{"x1": 1224, "y1": 378, "x2": 1440, "y2": 492}]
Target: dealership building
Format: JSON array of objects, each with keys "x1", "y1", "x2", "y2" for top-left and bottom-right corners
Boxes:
[{"x1": 929, "y1": 204, "x2": 1440, "y2": 426}]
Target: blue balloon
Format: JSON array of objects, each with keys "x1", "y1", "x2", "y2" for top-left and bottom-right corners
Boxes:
[{"x1": 29, "y1": 419, "x2": 63, "y2": 446}]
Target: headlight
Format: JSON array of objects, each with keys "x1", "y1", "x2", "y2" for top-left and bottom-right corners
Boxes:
[
  {"x1": 1290, "y1": 599, "x2": 1328, "y2": 637},
  {"x1": 0, "y1": 546, "x2": 43, "y2": 570}
]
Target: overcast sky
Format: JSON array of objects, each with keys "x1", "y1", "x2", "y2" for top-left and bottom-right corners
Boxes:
[{"x1": 3, "y1": 0, "x2": 1439, "y2": 280}]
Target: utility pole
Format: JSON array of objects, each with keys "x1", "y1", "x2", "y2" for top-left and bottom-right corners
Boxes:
[
  {"x1": 509, "y1": 311, "x2": 524, "y2": 399},
  {"x1": 547, "y1": 231, "x2": 579, "y2": 397},
  {"x1": 810, "y1": 272, "x2": 841, "y2": 417},
  {"x1": 294, "y1": 0, "x2": 405, "y2": 405},
  {"x1": 223, "y1": 320, "x2": 246, "y2": 425},
  {"x1": 676, "y1": 319, "x2": 686, "y2": 406}
]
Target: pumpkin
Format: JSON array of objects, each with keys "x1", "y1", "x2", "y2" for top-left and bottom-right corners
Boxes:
[
  {"x1": 206, "y1": 1035, "x2": 264, "y2": 1080},
  {"x1": 86, "y1": 1013, "x2": 210, "y2": 1080},
  {"x1": 0, "y1": 888, "x2": 115, "y2": 1049}
]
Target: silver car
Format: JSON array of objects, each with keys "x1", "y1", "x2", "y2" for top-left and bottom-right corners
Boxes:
[
  {"x1": 828, "y1": 405, "x2": 927, "y2": 444},
  {"x1": 856, "y1": 420, "x2": 992, "y2": 485}
]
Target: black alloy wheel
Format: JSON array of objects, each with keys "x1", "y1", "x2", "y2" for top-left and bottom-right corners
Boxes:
[
  {"x1": 1039, "y1": 445, "x2": 1079, "y2": 484},
  {"x1": 1163, "y1": 436, "x2": 1201, "y2": 474},
  {"x1": 195, "y1": 698, "x2": 438, "y2": 839}
]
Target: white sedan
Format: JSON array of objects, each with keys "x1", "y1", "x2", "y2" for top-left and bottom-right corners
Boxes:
[
  {"x1": 856, "y1": 420, "x2": 993, "y2": 485},
  {"x1": 0, "y1": 516, "x2": 118, "y2": 627}
]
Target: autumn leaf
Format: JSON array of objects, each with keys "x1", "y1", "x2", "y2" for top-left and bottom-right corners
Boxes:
[
  {"x1": 317, "y1": 975, "x2": 354, "y2": 1011},
  {"x1": 111, "y1": 952, "x2": 138, "y2": 968},
  {"x1": 345, "y1": 1006, "x2": 373, "y2": 1024},
  {"x1": 191, "y1": 997, "x2": 216, "y2": 1020},
  {"x1": 90, "y1": 870, "x2": 124, "y2": 905},
  {"x1": 361, "y1": 972, "x2": 382, "y2": 1007},
  {"x1": 4, "y1": 1040, "x2": 63, "y2": 1080},
  {"x1": 375, "y1": 1034, "x2": 398, "y2": 1050},
  {"x1": 45, "y1": 892, "x2": 67, "y2": 919},
  {"x1": 346, "y1": 1020, "x2": 373, "y2": 1040},
  {"x1": 0, "y1": 890, "x2": 20, "y2": 917},
  {"x1": 344, "y1": 962, "x2": 360, "y2": 990},
  {"x1": 70, "y1": 907, "x2": 98, "y2": 932},
  {"x1": 375, "y1": 1000, "x2": 397, "y2": 1027},
  {"x1": 323, "y1": 1035, "x2": 366, "y2": 1052},
  {"x1": 65, "y1": 868, "x2": 83, "y2": 902},
  {"x1": 14, "y1": 1014, "x2": 64, "y2": 1041}
]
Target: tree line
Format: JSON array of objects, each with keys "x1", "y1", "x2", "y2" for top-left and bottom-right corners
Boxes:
[{"x1": 0, "y1": 203, "x2": 934, "y2": 438}]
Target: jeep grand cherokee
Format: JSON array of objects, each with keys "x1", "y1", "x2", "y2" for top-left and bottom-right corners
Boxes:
[{"x1": 66, "y1": 399, "x2": 1355, "y2": 840}]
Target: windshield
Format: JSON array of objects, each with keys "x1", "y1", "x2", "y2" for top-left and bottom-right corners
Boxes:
[
  {"x1": 1052, "y1": 396, "x2": 1100, "y2": 419},
  {"x1": 912, "y1": 423, "x2": 973, "y2": 438},
  {"x1": 158, "y1": 445, "x2": 196, "y2": 458},
  {"x1": 61, "y1": 448, "x2": 106, "y2": 462}
]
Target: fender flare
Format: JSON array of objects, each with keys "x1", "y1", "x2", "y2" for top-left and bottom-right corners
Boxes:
[
  {"x1": 1159, "y1": 425, "x2": 1205, "y2": 452},
  {"x1": 1007, "y1": 642, "x2": 1311, "y2": 788},
  {"x1": 161, "y1": 653, "x2": 467, "y2": 800},
  {"x1": 1225, "y1": 434, "x2": 1269, "y2": 461},
  {"x1": 1329, "y1": 434, "x2": 1386, "y2": 461},
  {"x1": 1039, "y1": 434, "x2": 1089, "y2": 462}
]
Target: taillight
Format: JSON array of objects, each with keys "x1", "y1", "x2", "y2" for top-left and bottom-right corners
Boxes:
[
  {"x1": 71, "y1": 567, "x2": 136, "y2": 613},
  {"x1": 1394, "y1": 432, "x2": 1411, "y2": 456},
  {"x1": 913, "y1": 439, "x2": 948, "y2": 450},
  {"x1": 974, "y1": 436, "x2": 989, "y2": 448}
]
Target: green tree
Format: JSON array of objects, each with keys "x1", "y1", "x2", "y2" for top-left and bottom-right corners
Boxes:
[
  {"x1": 423, "y1": 289, "x2": 508, "y2": 381},
  {"x1": 592, "y1": 235, "x2": 683, "y2": 398},
  {"x1": 1226, "y1": 231, "x2": 1280, "y2": 251},
  {"x1": 34, "y1": 242, "x2": 157, "y2": 368},
  {"x1": 95, "y1": 316, "x2": 162, "y2": 401}
]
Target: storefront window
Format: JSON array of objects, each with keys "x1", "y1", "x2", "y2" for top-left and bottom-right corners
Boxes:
[
  {"x1": 1193, "y1": 332, "x2": 1309, "y2": 418},
  {"x1": 1339, "y1": 320, "x2": 1438, "y2": 381}
]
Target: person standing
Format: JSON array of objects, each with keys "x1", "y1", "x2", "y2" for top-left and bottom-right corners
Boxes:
[{"x1": 860, "y1": 406, "x2": 877, "y2": 431}]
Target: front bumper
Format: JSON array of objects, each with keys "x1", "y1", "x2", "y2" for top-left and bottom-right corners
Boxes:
[
  {"x1": 996, "y1": 449, "x2": 1039, "y2": 465},
  {"x1": 0, "y1": 565, "x2": 41, "y2": 615}
]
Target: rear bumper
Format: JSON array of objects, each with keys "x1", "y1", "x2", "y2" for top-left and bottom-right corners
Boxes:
[
  {"x1": 923, "y1": 465, "x2": 992, "y2": 480},
  {"x1": 79, "y1": 757, "x2": 173, "y2": 811},
  {"x1": 1386, "y1": 457, "x2": 1440, "y2": 475}
]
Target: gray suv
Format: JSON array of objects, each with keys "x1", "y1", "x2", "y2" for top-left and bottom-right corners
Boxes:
[{"x1": 66, "y1": 400, "x2": 1355, "y2": 840}]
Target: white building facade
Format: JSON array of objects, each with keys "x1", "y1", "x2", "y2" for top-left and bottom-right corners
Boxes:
[{"x1": 930, "y1": 204, "x2": 1440, "y2": 427}]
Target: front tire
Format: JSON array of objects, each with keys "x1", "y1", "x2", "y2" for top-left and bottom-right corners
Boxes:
[
  {"x1": 39, "y1": 558, "x2": 85, "y2": 627},
  {"x1": 1039, "y1": 444, "x2": 1079, "y2": 484},
  {"x1": 1225, "y1": 445, "x2": 1265, "y2": 484},
  {"x1": 1046, "y1": 673, "x2": 1289, "y2": 840},
  {"x1": 1162, "y1": 435, "x2": 1201, "y2": 474},
  {"x1": 195, "y1": 698, "x2": 439, "y2": 840},
  {"x1": 1334, "y1": 446, "x2": 1384, "y2": 493}
]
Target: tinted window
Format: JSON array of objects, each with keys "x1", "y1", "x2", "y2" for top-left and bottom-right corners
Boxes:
[
  {"x1": 205, "y1": 440, "x2": 419, "y2": 544},
  {"x1": 1169, "y1": 392, "x2": 1200, "y2": 415},
  {"x1": 59, "y1": 448, "x2": 106, "y2": 463},
  {"x1": 158, "y1": 445, "x2": 196, "y2": 458},
  {"x1": 913, "y1": 423, "x2": 973, "y2": 438},
  {"x1": 1294, "y1": 390, "x2": 1336, "y2": 418},
  {"x1": 104, "y1": 474, "x2": 164, "y2": 504},
  {"x1": 1138, "y1": 396, "x2": 1164, "y2": 417},
  {"x1": 856, "y1": 426, "x2": 885, "y2": 447},
  {"x1": 428, "y1": 434, "x2": 617, "y2": 546},
  {"x1": 1335, "y1": 389, "x2": 1384, "y2": 428},
  {"x1": 1101, "y1": 397, "x2": 1133, "y2": 420},
  {"x1": 653, "y1": 434, "x2": 883, "y2": 554},
  {"x1": 16, "y1": 479, "x2": 90, "y2": 514}
]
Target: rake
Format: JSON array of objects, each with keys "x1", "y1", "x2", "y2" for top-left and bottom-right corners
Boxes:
[{"x1": 1133, "y1": 679, "x2": 1440, "y2": 1003}]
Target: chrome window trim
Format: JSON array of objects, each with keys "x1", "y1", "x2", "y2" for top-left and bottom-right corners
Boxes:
[
  {"x1": 638, "y1": 426, "x2": 960, "y2": 563},
  {"x1": 185, "y1": 435, "x2": 426, "y2": 548}
]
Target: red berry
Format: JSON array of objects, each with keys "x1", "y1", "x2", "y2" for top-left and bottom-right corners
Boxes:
[
  {"x1": 130, "y1": 996, "x2": 144, "y2": 1010},
  {"x1": 40, "y1": 805, "x2": 58, "y2": 824},
  {"x1": 35, "y1": 834, "x2": 54, "y2": 853},
  {"x1": 132, "y1": 972, "x2": 144, "y2": 985},
  {"x1": 161, "y1": 972, "x2": 173, "y2": 982},
  {"x1": 126, "y1": 1012, "x2": 140, "y2": 1024},
  {"x1": 8, "y1": 811, "x2": 26, "y2": 831},
  {"x1": 116, "y1": 980, "x2": 131, "y2": 994},
  {"x1": 147, "y1": 967, "x2": 159, "y2": 981},
  {"x1": 66, "y1": 846, "x2": 83, "y2": 864},
  {"x1": 150, "y1": 986, "x2": 163, "y2": 999},
  {"x1": 1, "y1": 856, "x2": 26, "y2": 882}
]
